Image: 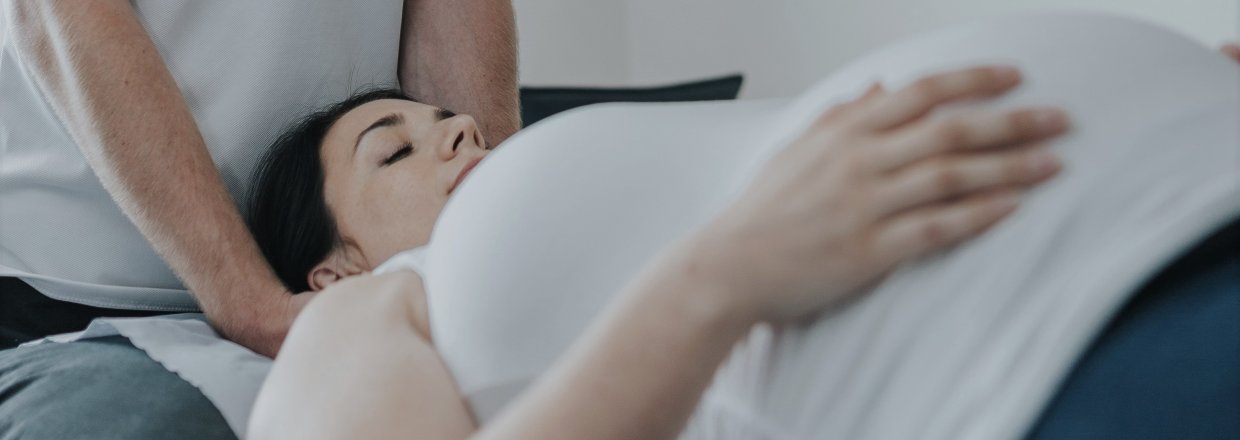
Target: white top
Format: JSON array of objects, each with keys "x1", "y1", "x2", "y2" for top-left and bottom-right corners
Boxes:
[
  {"x1": 412, "y1": 11, "x2": 1239, "y2": 436},
  {"x1": 0, "y1": 0, "x2": 404, "y2": 310}
]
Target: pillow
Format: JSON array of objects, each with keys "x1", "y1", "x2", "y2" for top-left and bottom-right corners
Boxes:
[{"x1": 519, "y1": 74, "x2": 744, "y2": 127}]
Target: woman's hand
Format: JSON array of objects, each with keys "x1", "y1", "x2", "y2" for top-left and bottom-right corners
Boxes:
[
  {"x1": 1221, "y1": 43, "x2": 1240, "y2": 64},
  {"x1": 693, "y1": 66, "x2": 1069, "y2": 322}
]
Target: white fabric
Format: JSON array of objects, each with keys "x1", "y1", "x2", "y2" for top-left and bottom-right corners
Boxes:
[
  {"x1": 0, "y1": 0, "x2": 404, "y2": 310},
  {"x1": 29, "y1": 11, "x2": 1238, "y2": 440},
  {"x1": 417, "y1": 11, "x2": 1240, "y2": 437}
]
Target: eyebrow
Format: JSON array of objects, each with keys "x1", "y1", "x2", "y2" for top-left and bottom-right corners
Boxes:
[
  {"x1": 354, "y1": 113, "x2": 405, "y2": 155},
  {"x1": 352, "y1": 107, "x2": 457, "y2": 156}
]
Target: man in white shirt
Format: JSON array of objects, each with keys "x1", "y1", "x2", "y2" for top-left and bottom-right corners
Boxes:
[
  {"x1": 0, "y1": 1, "x2": 516, "y2": 437},
  {"x1": 0, "y1": 0, "x2": 518, "y2": 354}
]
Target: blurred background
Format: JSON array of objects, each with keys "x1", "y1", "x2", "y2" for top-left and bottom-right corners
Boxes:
[
  {"x1": 514, "y1": 0, "x2": 1238, "y2": 98},
  {"x1": 1, "y1": 1, "x2": 1233, "y2": 99}
]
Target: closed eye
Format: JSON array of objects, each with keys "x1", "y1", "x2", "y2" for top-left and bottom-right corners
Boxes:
[{"x1": 381, "y1": 144, "x2": 414, "y2": 166}]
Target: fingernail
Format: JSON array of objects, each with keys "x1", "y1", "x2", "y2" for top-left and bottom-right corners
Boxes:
[
  {"x1": 994, "y1": 66, "x2": 1021, "y2": 83},
  {"x1": 1032, "y1": 108, "x2": 1066, "y2": 131}
]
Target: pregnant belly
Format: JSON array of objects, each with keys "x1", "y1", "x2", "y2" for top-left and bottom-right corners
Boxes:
[
  {"x1": 424, "y1": 98, "x2": 792, "y2": 421},
  {"x1": 421, "y1": 12, "x2": 1240, "y2": 427}
]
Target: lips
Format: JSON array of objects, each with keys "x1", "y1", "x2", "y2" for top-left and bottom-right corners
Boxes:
[{"x1": 450, "y1": 157, "x2": 484, "y2": 194}]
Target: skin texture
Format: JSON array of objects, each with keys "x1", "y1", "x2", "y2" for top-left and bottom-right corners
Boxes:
[
  {"x1": 400, "y1": 0, "x2": 521, "y2": 146},
  {"x1": 0, "y1": 0, "x2": 519, "y2": 357},
  {"x1": 251, "y1": 65, "x2": 1071, "y2": 439},
  {"x1": 3, "y1": 0, "x2": 297, "y2": 356}
]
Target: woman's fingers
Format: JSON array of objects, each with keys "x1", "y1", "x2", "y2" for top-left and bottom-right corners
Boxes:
[
  {"x1": 813, "y1": 83, "x2": 887, "y2": 127},
  {"x1": 860, "y1": 66, "x2": 1021, "y2": 131},
  {"x1": 872, "y1": 188, "x2": 1022, "y2": 264},
  {"x1": 872, "y1": 106, "x2": 1069, "y2": 171},
  {"x1": 870, "y1": 144, "x2": 1060, "y2": 218},
  {"x1": 1222, "y1": 43, "x2": 1240, "y2": 64}
]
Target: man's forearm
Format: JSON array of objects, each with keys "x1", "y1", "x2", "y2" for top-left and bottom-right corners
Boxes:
[
  {"x1": 400, "y1": 0, "x2": 520, "y2": 145},
  {"x1": 5, "y1": 1, "x2": 291, "y2": 354}
]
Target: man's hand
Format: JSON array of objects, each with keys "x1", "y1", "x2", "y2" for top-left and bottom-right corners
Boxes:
[
  {"x1": 221, "y1": 288, "x2": 320, "y2": 357},
  {"x1": 6, "y1": 0, "x2": 300, "y2": 357},
  {"x1": 1222, "y1": 43, "x2": 1240, "y2": 64}
]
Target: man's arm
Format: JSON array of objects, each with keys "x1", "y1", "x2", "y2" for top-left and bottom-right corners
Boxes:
[
  {"x1": 3, "y1": 0, "x2": 306, "y2": 357},
  {"x1": 400, "y1": 0, "x2": 520, "y2": 146}
]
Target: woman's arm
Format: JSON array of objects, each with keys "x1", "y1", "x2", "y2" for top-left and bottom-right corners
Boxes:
[
  {"x1": 399, "y1": 0, "x2": 521, "y2": 146},
  {"x1": 249, "y1": 271, "x2": 474, "y2": 439},
  {"x1": 2, "y1": 1, "x2": 307, "y2": 356}
]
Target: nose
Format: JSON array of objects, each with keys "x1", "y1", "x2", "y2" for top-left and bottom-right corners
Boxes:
[{"x1": 437, "y1": 115, "x2": 484, "y2": 161}]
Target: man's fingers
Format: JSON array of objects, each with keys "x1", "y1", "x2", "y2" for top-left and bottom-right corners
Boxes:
[
  {"x1": 872, "y1": 188, "x2": 1022, "y2": 264},
  {"x1": 872, "y1": 106, "x2": 1069, "y2": 171},
  {"x1": 870, "y1": 144, "x2": 1059, "y2": 218},
  {"x1": 861, "y1": 66, "x2": 1022, "y2": 130}
]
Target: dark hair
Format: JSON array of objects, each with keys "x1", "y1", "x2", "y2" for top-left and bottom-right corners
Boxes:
[{"x1": 247, "y1": 88, "x2": 416, "y2": 293}]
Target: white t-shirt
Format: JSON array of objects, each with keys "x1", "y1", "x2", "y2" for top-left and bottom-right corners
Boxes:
[
  {"x1": 407, "y1": 11, "x2": 1239, "y2": 437},
  {"x1": 0, "y1": 0, "x2": 404, "y2": 310}
]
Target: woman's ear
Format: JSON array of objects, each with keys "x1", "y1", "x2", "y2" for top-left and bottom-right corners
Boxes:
[{"x1": 307, "y1": 251, "x2": 366, "y2": 291}]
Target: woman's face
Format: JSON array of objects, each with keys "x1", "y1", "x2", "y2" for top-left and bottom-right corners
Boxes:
[{"x1": 316, "y1": 99, "x2": 489, "y2": 279}]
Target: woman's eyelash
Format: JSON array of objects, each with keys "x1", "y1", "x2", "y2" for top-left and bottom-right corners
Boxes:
[{"x1": 381, "y1": 144, "x2": 414, "y2": 166}]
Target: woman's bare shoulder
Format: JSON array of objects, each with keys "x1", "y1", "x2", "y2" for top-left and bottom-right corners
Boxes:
[{"x1": 251, "y1": 270, "x2": 474, "y2": 439}]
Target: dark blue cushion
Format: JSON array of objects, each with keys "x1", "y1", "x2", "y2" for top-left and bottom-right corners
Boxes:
[
  {"x1": 1026, "y1": 218, "x2": 1240, "y2": 440},
  {"x1": 519, "y1": 74, "x2": 743, "y2": 127}
]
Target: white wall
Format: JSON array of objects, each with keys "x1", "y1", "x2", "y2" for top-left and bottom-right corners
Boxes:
[
  {"x1": 626, "y1": 0, "x2": 1238, "y2": 98},
  {"x1": 515, "y1": 0, "x2": 1237, "y2": 98},
  {"x1": 514, "y1": 0, "x2": 630, "y2": 87}
]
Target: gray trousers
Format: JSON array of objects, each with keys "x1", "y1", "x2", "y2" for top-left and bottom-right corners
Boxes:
[{"x1": 0, "y1": 336, "x2": 235, "y2": 440}]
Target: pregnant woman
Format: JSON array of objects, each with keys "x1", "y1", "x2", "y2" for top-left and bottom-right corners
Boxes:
[{"x1": 248, "y1": 13, "x2": 1239, "y2": 440}]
